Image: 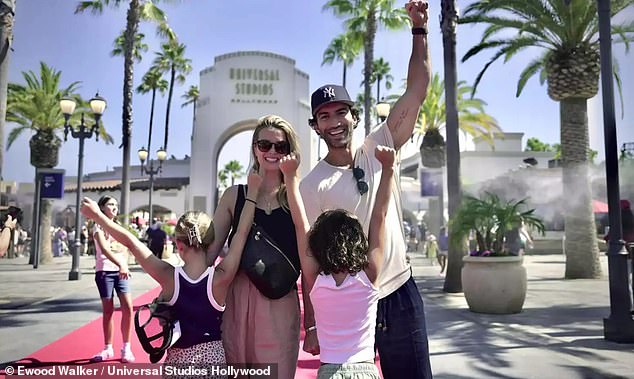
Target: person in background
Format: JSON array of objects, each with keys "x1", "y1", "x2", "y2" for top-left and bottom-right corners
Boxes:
[
  {"x1": 80, "y1": 225, "x2": 89, "y2": 256},
  {"x1": 146, "y1": 221, "x2": 167, "y2": 259},
  {"x1": 424, "y1": 234, "x2": 438, "y2": 267},
  {"x1": 90, "y1": 195, "x2": 135, "y2": 363},
  {"x1": 437, "y1": 227, "x2": 448, "y2": 275},
  {"x1": 0, "y1": 214, "x2": 18, "y2": 257}
]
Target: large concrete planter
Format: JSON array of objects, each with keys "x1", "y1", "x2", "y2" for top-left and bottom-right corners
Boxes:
[{"x1": 461, "y1": 255, "x2": 527, "y2": 314}]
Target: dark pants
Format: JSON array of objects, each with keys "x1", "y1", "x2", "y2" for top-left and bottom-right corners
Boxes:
[
  {"x1": 376, "y1": 275, "x2": 433, "y2": 379},
  {"x1": 150, "y1": 245, "x2": 163, "y2": 260}
]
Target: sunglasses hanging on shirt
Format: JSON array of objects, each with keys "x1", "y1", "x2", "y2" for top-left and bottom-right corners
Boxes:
[{"x1": 353, "y1": 167, "x2": 369, "y2": 196}]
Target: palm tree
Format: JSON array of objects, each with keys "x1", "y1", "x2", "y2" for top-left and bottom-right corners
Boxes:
[
  {"x1": 181, "y1": 84, "x2": 199, "y2": 122},
  {"x1": 111, "y1": 29, "x2": 148, "y2": 62},
  {"x1": 387, "y1": 73, "x2": 502, "y2": 167},
  {"x1": 217, "y1": 169, "x2": 229, "y2": 190},
  {"x1": 0, "y1": 0, "x2": 16, "y2": 179},
  {"x1": 460, "y1": 0, "x2": 634, "y2": 279},
  {"x1": 355, "y1": 92, "x2": 376, "y2": 129},
  {"x1": 223, "y1": 160, "x2": 245, "y2": 186},
  {"x1": 75, "y1": 0, "x2": 175, "y2": 222},
  {"x1": 439, "y1": 0, "x2": 463, "y2": 293},
  {"x1": 324, "y1": 0, "x2": 409, "y2": 136},
  {"x1": 369, "y1": 57, "x2": 394, "y2": 102},
  {"x1": 6, "y1": 62, "x2": 112, "y2": 264},
  {"x1": 136, "y1": 68, "x2": 168, "y2": 155},
  {"x1": 322, "y1": 32, "x2": 363, "y2": 87},
  {"x1": 153, "y1": 41, "x2": 192, "y2": 151}
]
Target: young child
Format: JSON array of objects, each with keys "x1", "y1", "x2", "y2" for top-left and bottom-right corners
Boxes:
[
  {"x1": 280, "y1": 145, "x2": 395, "y2": 379},
  {"x1": 424, "y1": 234, "x2": 439, "y2": 267},
  {"x1": 80, "y1": 171, "x2": 262, "y2": 368}
]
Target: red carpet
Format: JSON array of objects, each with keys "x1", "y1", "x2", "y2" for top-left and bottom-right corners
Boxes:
[{"x1": 8, "y1": 285, "x2": 381, "y2": 379}]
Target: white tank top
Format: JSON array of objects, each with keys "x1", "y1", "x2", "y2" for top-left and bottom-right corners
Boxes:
[
  {"x1": 93, "y1": 224, "x2": 126, "y2": 272},
  {"x1": 309, "y1": 270, "x2": 379, "y2": 364}
]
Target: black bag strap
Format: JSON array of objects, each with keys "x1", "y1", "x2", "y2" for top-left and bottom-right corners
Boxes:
[{"x1": 228, "y1": 185, "x2": 247, "y2": 246}]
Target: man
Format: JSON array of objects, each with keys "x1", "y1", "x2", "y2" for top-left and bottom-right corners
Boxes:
[
  {"x1": 299, "y1": 1, "x2": 432, "y2": 377},
  {"x1": 145, "y1": 221, "x2": 167, "y2": 259}
]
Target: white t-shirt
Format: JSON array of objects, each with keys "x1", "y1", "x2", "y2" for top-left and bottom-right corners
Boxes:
[
  {"x1": 310, "y1": 270, "x2": 379, "y2": 364},
  {"x1": 93, "y1": 224, "x2": 126, "y2": 272},
  {"x1": 300, "y1": 122, "x2": 410, "y2": 299}
]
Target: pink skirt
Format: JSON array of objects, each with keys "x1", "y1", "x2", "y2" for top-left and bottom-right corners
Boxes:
[{"x1": 221, "y1": 271, "x2": 300, "y2": 379}]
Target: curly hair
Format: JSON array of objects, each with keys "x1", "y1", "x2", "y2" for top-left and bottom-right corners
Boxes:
[{"x1": 308, "y1": 209, "x2": 369, "y2": 275}]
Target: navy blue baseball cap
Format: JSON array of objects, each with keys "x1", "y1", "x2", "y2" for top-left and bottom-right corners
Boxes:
[{"x1": 311, "y1": 84, "x2": 354, "y2": 116}]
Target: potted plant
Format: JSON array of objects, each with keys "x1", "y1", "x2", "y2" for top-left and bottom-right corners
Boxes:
[{"x1": 450, "y1": 192, "x2": 545, "y2": 314}]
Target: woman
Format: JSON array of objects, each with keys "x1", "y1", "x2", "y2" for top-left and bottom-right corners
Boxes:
[
  {"x1": 208, "y1": 115, "x2": 302, "y2": 379},
  {"x1": 91, "y1": 196, "x2": 135, "y2": 363}
]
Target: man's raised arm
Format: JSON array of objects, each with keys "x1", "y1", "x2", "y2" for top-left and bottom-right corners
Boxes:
[{"x1": 387, "y1": 0, "x2": 431, "y2": 151}]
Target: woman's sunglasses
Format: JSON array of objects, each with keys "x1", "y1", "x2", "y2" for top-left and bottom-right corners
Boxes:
[
  {"x1": 254, "y1": 140, "x2": 290, "y2": 154},
  {"x1": 353, "y1": 167, "x2": 369, "y2": 196}
]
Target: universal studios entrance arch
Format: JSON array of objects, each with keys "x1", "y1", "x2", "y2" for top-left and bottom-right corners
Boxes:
[{"x1": 189, "y1": 51, "x2": 315, "y2": 214}]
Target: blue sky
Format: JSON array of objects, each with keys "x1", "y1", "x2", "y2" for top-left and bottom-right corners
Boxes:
[{"x1": 3, "y1": 0, "x2": 633, "y2": 184}]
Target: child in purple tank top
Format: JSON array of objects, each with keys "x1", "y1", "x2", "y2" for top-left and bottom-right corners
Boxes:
[{"x1": 81, "y1": 171, "x2": 263, "y2": 373}]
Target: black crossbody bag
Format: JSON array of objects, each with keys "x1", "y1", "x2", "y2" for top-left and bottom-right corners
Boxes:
[{"x1": 235, "y1": 186, "x2": 300, "y2": 299}]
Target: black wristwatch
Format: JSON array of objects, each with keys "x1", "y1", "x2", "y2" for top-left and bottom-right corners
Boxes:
[{"x1": 412, "y1": 27, "x2": 428, "y2": 35}]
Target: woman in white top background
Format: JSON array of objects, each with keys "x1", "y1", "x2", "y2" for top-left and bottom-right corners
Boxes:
[
  {"x1": 91, "y1": 195, "x2": 135, "y2": 363},
  {"x1": 280, "y1": 146, "x2": 395, "y2": 379}
]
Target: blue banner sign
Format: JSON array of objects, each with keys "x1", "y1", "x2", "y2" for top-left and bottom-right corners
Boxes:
[{"x1": 39, "y1": 169, "x2": 65, "y2": 199}]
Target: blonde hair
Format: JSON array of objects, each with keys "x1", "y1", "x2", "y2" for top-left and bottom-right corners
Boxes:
[
  {"x1": 250, "y1": 115, "x2": 301, "y2": 212},
  {"x1": 174, "y1": 211, "x2": 215, "y2": 250}
]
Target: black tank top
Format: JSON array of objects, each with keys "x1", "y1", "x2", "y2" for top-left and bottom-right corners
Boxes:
[{"x1": 228, "y1": 185, "x2": 300, "y2": 273}]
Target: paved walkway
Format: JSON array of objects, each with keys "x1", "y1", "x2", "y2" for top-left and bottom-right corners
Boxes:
[{"x1": 1, "y1": 252, "x2": 633, "y2": 378}]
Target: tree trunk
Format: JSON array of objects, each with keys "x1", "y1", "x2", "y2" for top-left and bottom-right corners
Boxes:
[
  {"x1": 0, "y1": 0, "x2": 15, "y2": 180},
  {"x1": 561, "y1": 98, "x2": 602, "y2": 278},
  {"x1": 342, "y1": 63, "x2": 347, "y2": 88},
  {"x1": 39, "y1": 199, "x2": 53, "y2": 264},
  {"x1": 120, "y1": 0, "x2": 141, "y2": 224},
  {"x1": 363, "y1": 11, "x2": 377, "y2": 136},
  {"x1": 164, "y1": 66, "x2": 175, "y2": 151},
  {"x1": 440, "y1": 0, "x2": 463, "y2": 293},
  {"x1": 147, "y1": 88, "x2": 156, "y2": 152},
  {"x1": 28, "y1": 131, "x2": 60, "y2": 265}
]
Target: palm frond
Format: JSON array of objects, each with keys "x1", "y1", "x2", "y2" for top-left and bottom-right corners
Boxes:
[{"x1": 516, "y1": 55, "x2": 547, "y2": 97}]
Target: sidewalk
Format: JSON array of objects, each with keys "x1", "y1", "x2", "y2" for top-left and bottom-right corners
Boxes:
[
  {"x1": 1, "y1": 252, "x2": 633, "y2": 378},
  {"x1": 409, "y1": 252, "x2": 633, "y2": 379},
  {"x1": 0, "y1": 254, "x2": 162, "y2": 364}
]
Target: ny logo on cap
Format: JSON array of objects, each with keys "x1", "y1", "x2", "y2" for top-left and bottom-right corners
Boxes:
[{"x1": 323, "y1": 87, "x2": 336, "y2": 99}]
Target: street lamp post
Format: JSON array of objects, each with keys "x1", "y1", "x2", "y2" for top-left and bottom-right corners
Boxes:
[
  {"x1": 138, "y1": 147, "x2": 167, "y2": 225},
  {"x1": 376, "y1": 99, "x2": 390, "y2": 123},
  {"x1": 592, "y1": 0, "x2": 634, "y2": 342},
  {"x1": 60, "y1": 94, "x2": 107, "y2": 281}
]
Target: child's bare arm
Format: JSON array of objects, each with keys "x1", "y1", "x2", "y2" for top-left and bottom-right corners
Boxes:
[
  {"x1": 365, "y1": 146, "x2": 396, "y2": 284},
  {"x1": 212, "y1": 170, "x2": 262, "y2": 304},
  {"x1": 280, "y1": 154, "x2": 320, "y2": 292}
]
